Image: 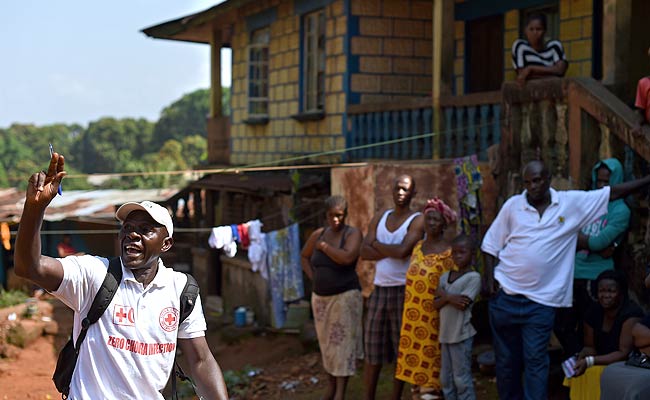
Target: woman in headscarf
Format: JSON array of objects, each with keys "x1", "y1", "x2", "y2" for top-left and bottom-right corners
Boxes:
[{"x1": 394, "y1": 198, "x2": 458, "y2": 400}]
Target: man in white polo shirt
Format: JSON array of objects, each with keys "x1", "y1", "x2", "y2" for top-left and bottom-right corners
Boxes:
[
  {"x1": 14, "y1": 152, "x2": 228, "y2": 399},
  {"x1": 482, "y1": 160, "x2": 650, "y2": 400}
]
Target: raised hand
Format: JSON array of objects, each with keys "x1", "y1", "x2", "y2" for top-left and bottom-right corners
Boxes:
[{"x1": 25, "y1": 152, "x2": 66, "y2": 208}]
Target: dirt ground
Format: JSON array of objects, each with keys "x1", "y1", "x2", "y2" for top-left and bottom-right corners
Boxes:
[{"x1": 0, "y1": 297, "x2": 569, "y2": 400}]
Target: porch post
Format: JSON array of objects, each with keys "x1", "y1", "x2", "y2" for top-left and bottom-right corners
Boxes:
[
  {"x1": 210, "y1": 29, "x2": 223, "y2": 118},
  {"x1": 432, "y1": 0, "x2": 454, "y2": 159}
]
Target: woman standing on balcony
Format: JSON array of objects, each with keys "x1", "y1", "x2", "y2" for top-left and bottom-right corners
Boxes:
[
  {"x1": 512, "y1": 13, "x2": 568, "y2": 86},
  {"x1": 301, "y1": 195, "x2": 363, "y2": 400}
]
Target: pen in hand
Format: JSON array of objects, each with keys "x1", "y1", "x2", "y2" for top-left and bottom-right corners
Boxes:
[{"x1": 49, "y1": 143, "x2": 63, "y2": 196}]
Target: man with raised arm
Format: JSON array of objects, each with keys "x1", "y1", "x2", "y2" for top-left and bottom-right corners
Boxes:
[
  {"x1": 14, "y1": 152, "x2": 228, "y2": 399},
  {"x1": 482, "y1": 160, "x2": 650, "y2": 400}
]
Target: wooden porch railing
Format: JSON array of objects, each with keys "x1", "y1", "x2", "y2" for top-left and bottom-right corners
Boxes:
[{"x1": 346, "y1": 91, "x2": 502, "y2": 161}]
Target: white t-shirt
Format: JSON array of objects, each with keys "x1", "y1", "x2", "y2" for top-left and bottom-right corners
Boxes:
[
  {"x1": 53, "y1": 255, "x2": 206, "y2": 399},
  {"x1": 374, "y1": 209, "x2": 421, "y2": 286},
  {"x1": 481, "y1": 187, "x2": 610, "y2": 307}
]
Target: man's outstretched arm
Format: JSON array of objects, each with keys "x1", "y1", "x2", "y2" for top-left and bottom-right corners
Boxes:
[{"x1": 14, "y1": 153, "x2": 66, "y2": 292}]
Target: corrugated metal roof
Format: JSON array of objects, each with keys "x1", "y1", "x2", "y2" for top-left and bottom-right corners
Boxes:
[{"x1": 0, "y1": 188, "x2": 178, "y2": 223}]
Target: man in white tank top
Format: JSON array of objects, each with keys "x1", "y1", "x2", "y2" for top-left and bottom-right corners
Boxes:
[{"x1": 360, "y1": 174, "x2": 424, "y2": 400}]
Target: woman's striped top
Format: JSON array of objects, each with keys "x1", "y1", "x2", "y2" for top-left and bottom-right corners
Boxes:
[{"x1": 511, "y1": 38, "x2": 567, "y2": 70}]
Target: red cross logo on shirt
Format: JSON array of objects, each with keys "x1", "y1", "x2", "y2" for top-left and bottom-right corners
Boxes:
[
  {"x1": 159, "y1": 307, "x2": 179, "y2": 332},
  {"x1": 113, "y1": 305, "x2": 135, "y2": 327}
]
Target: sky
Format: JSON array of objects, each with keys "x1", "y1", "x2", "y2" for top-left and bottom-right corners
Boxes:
[{"x1": 0, "y1": 0, "x2": 231, "y2": 128}]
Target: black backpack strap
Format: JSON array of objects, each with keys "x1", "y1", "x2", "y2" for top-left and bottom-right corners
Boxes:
[
  {"x1": 172, "y1": 273, "x2": 200, "y2": 400},
  {"x1": 179, "y1": 273, "x2": 199, "y2": 324},
  {"x1": 74, "y1": 257, "x2": 122, "y2": 351}
]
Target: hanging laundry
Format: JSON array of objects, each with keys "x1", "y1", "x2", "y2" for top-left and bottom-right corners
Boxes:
[
  {"x1": 208, "y1": 226, "x2": 237, "y2": 258},
  {"x1": 1, "y1": 222, "x2": 10, "y2": 251},
  {"x1": 454, "y1": 154, "x2": 484, "y2": 273},
  {"x1": 237, "y1": 223, "x2": 250, "y2": 249},
  {"x1": 230, "y1": 224, "x2": 240, "y2": 243},
  {"x1": 266, "y1": 223, "x2": 304, "y2": 328},
  {"x1": 247, "y1": 220, "x2": 268, "y2": 279}
]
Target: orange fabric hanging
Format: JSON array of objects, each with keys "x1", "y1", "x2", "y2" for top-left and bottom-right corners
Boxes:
[{"x1": 1, "y1": 222, "x2": 11, "y2": 250}]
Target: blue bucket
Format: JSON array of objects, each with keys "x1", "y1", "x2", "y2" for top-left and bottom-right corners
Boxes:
[{"x1": 234, "y1": 307, "x2": 247, "y2": 327}]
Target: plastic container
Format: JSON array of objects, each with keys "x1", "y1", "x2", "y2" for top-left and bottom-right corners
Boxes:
[
  {"x1": 234, "y1": 307, "x2": 247, "y2": 327},
  {"x1": 245, "y1": 309, "x2": 255, "y2": 325}
]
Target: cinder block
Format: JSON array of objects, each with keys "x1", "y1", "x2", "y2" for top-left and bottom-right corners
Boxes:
[
  {"x1": 504, "y1": 30, "x2": 519, "y2": 50},
  {"x1": 505, "y1": 10, "x2": 519, "y2": 30},
  {"x1": 582, "y1": 17, "x2": 592, "y2": 37},
  {"x1": 336, "y1": 55, "x2": 347, "y2": 73},
  {"x1": 328, "y1": 75, "x2": 344, "y2": 92},
  {"x1": 289, "y1": 67, "x2": 299, "y2": 83},
  {"x1": 307, "y1": 122, "x2": 319, "y2": 136},
  {"x1": 383, "y1": 0, "x2": 410, "y2": 18},
  {"x1": 351, "y1": 74, "x2": 381, "y2": 92},
  {"x1": 570, "y1": 39, "x2": 591, "y2": 60},
  {"x1": 424, "y1": 21, "x2": 432, "y2": 39},
  {"x1": 560, "y1": 0, "x2": 570, "y2": 19},
  {"x1": 336, "y1": 16, "x2": 347, "y2": 36},
  {"x1": 279, "y1": 101, "x2": 289, "y2": 117},
  {"x1": 335, "y1": 136, "x2": 345, "y2": 150},
  {"x1": 351, "y1": 0, "x2": 381, "y2": 16},
  {"x1": 454, "y1": 58, "x2": 464, "y2": 76},
  {"x1": 455, "y1": 77, "x2": 464, "y2": 95},
  {"x1": 571, "y1": 0, "x2": 593, "y2": 17},
  {"x1": 360, "y1": 94, "x2": 393, "y2": 103},
  {"x1": 455, "y1": 21, "x2": 465, "y2": 39},
  {"x1": 414, "y1": 39, "x2": 432, "y2": 58},
  {"x1": 360, "y1": 17, "x2": 392, "y2": 36},
  {"x1": 337, "y1": 93, "x2": 346, "y2": 113},
  {"x1": 329, "y1": 115, "x2": 343, "y2": 134},
  {"x1": 560, "y1": 19, "x2": 582, "y2": 41},
  {"x1": 360, "y1": 56, "x2": 392, "y2": 73},
  {"x1": 381, "y1": 75, "x2": 412, "y2": 93},
  {"x1": 289, "y1": 101, "x2": 299, "y2": 115},
  {"x1": 410, "y1": 1, "x2": 433, "y2": 20},
  {"x1": 330, "y1": 0, "x2": 345, "y2": 17},
  {"x1": 412, "y1": 76, "x2": 432, "y2": 94},
  {"x1": 279, "y1": 69, "x2": 289, "y2": 84},
  {"x1": 393, "y1": 58, "x2": 424, "y2": 75},
  {"x1": 393, "y1": 19, "x2": 424, "y2": 38},
  {"x1": 456, "y1": 39, "x2": 465, "y2": 57},
  {"x1": 351, "y1": 37, "x2": 383, "y2": 55},
  {"x1": 384, "y1": 38, "x2": 414, "y2": 56},
  {"x1": 327, "y1": 19, "x2": 335, "y2": 37},
  {"x1": 288, "y1": 32, "x2": 299, "y2": 50},
  {"x1": 581, "y1": 60, "x2": 592, "y2": 77},
  {"x1": 327, "y1": 36, "x2": 344, "y2": 55}
]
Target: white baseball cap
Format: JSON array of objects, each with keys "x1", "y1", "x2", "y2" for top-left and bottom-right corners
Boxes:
[{"x1": 115, "y1": 201, "x2": 174, "y2": 237}]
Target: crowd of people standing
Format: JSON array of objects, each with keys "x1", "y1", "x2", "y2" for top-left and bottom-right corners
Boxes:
[{"x1": 301, "y1": 158, "x2": 650, "y2": 400}]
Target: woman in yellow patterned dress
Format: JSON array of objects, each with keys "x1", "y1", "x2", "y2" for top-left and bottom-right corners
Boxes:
[{"x1": 394, "y1": 198, "x2": 457, "y2": 400}]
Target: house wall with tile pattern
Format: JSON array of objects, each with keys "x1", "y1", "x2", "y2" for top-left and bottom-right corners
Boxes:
[
  {"x1": 348, "y1": 0, "x2": 433, "y2": 104},
  {"x1": 230, "y1": 0, "x2": 347, "y2": 166}
]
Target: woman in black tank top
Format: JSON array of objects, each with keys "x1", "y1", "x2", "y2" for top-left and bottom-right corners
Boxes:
[{"x1": 301, "y1": 195, "x2": 363, "y2": 400}]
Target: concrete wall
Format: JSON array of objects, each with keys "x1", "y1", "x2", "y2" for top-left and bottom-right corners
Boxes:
[
  {"x1": 348, "y1": 0, "x2": 433, "y2": 104},
  {"x1": 230, "y1": 0, "x2": 346, "y2": 165},
  {"x1": 332, "y1": 161, "x2": 497, "y2": 295},
  {"x1": 220, "y1": 256, "x2": 271, "y2": 326}
]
